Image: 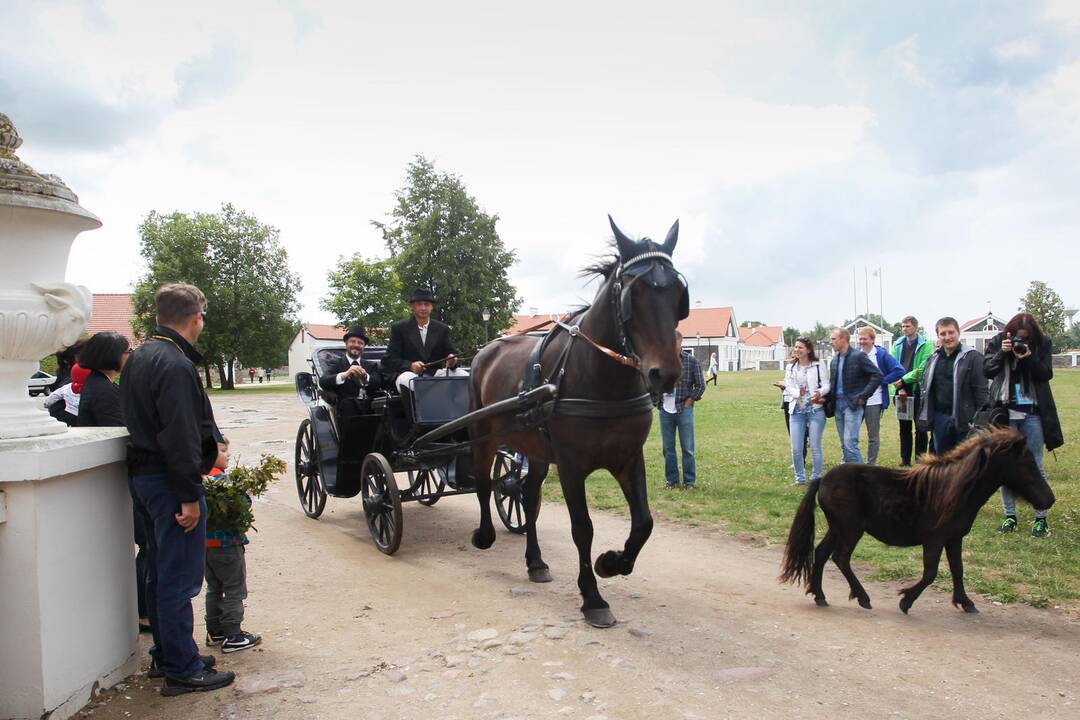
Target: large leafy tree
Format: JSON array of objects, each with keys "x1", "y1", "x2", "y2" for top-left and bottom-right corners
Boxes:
[
  {"x1": 1021, "y1": 280, "x2": 1066, "y2": 350},
  {"x1": 320, "y1": 255, "x2": 406, "y2": 343},
  {"x1": 132, "y1": 204, "x2": 302, "y2": 388},
  {"x1": 374, "y1": 156, "x2": 519, "y2": 353}
]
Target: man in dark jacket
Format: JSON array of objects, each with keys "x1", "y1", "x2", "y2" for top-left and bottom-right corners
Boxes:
[
  {"x1": 382, "y1": 287, "x2": 465, "y2": 392},
  {"x1": 915, "y1": 316, "x2": 989, "y2": 455},
  {"x1": 318, "y1": 325, "x2": 382, "y2": 414},
  {"x1": 824, "y1": 327, "x2": 883, "y2": 463},
  {"x1": 121, "y1": 283, "x2": 235, "y2": 696}
]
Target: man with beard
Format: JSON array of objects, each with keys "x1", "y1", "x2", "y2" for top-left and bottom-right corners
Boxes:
[{"x1": 319, "y1": 325, "x2": 382, "y2": 415}]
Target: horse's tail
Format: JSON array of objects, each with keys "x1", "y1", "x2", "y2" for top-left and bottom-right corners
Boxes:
[{"x1": 779, "y1": 478, "x2": 820, "y2": 588}]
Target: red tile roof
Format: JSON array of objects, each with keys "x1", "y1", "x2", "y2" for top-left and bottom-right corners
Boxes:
[
  {"x1": 678, "y1": 307, "x2": 735, "y2": 338},
  {"x1": 505, "y1": 313, "x2": 560, "y2": 335},
  {"x1": 304, "y1": 323, "x2": 346, "y2": 341},
  {"x1": 738, "y1": 325, "x2": 783, "y2": 347},
  {"x1": 87, "y1": 294, "x2": 137, "y2": 343}
]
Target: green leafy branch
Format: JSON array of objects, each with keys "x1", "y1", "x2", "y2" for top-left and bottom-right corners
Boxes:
[{"x1": 204, "y1": 454, "x2": 285, "y2": 535}]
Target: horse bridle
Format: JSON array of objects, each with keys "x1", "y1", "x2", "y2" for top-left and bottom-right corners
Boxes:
[{"x1": 608, "y1": 250, "x2": 690, "y2": 369}]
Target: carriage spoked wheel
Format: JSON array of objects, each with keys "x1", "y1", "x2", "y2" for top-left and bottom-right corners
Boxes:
[
  {"x1": 295, "y1": 419, "x2": 327, "y2": 519},
  {"x1": 492, "y1": 448, "x2": 530, "y2": 534},
  {"x1": 408, "y1": 465, "x2": 447, "y2": 507},
  {"x1": 361, "y1": 452, "x2": 403, "y2": 555}
]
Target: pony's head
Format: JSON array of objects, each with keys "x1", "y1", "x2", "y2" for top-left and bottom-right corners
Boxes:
[
  {"x1": 995, "y1": 429, "x2": 1056, "y2": 511},
  {"x1": 606, "y1": 216, "x2": 689, "y2": 396}
]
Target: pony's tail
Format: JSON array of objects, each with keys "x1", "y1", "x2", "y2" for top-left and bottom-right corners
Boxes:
[{"x1": 779, "y1": 479, "x2": 820, "y2": 588}]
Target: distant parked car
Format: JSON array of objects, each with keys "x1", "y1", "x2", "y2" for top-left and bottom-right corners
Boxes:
[{"x1": 28, "y1": 370, "x2": 57, "y2": 396}]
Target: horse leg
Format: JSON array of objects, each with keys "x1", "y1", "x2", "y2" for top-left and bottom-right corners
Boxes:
[
  {"x1": 810, "y1": 529, "x2": 836, "y2": 607},
  {"x1": 558, "y1": 467, "x2": 614, "y2": 628},
  {"x1": 470, "y1": 435, "x2": 497, "y2": 550},
  {"x1": 831, "y1": 534, "x2": 872, "y2": 609},
  {"x1": 523, "y1": 461, "x2": 552, "y2": 583},
  {"x1": 898, "y1": 543, "x2": 943, "y2": 614},
  {"x1": 945, "y1": 537, "x2": 977, "y2": 613},
  {"x1": 594, "y1": 452, "x2": 653, "y2": 579}
]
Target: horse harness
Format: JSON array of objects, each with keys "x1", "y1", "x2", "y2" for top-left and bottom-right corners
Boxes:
[{"x1": 512, "y1": 248, "x2": 690, "y2": 435}]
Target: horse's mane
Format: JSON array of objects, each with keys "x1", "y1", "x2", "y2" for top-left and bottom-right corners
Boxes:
[
  {"x1": 902, "y1": 427, "x2": 1024, "y2": 518},
  {"x1": 580, "y1": 247, "x2": 619, "y2": 281}
]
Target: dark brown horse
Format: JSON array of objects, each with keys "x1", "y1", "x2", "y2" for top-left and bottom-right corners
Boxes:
[
  {"x1": 468, "y1": 217, "x2": 688, "y2": 627},
  {"x1": 780, "y1": 427, "x2": 1055, "y2": 614}
]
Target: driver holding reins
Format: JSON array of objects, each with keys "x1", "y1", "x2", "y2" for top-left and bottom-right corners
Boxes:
[{"x1": 382, "y1": 286, "x2": 467, "y2": 393}]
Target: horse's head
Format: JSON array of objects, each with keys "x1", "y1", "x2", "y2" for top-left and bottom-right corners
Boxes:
[
  {"x1": 608, "y1": 216, "x2": 689, "y2": 396},
  {"x1": 996, "y1": 429, "x2": 1056, "y2": 511}
]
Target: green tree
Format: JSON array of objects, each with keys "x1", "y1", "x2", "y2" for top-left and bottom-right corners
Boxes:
[
  {"x1": 374, "y1": 156, "x2": 519, "y2": 353},
  {"x1": 132, "y1": 204, "x2": 302, "y2": 388},
  {"x1": 782, "y1": 327, "x2": 801, "y2": 346},
  {"x1": 842, "y1": 314, "x2": 900, "y2": 338},
  {"x1": 807, "y1": 321, "x2": 833, "y2": 344},
  {"x1": 320, "y1": 256, "x2": 406, "y2": 343},
  {"x1": 1021, "y1": 281, "x2": 1066, "y2": 350}
]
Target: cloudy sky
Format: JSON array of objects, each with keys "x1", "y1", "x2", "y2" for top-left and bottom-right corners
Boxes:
[{"x1": 4, "y1": 0, "x2": 1079, "y2": 331}]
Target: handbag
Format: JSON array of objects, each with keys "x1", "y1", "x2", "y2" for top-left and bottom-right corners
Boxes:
[
  {"x1": 973, "y1": 405, "x2": 1009, "y2": 430},
  {"x1": 817, "y1": 364, "x2": 836, "y2": 418}
]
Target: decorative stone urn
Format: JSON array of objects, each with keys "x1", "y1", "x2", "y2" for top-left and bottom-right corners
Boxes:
[{"x1": 0, "y1": 112, "x2": 99, "y2": 439}]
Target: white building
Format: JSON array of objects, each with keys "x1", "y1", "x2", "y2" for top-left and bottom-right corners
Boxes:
[
  {"x1": 678, "y1": 306, "x2": 741, "y2": 371},
  {"x1": 737, "y1": 324, "x2": 788, "y2": 370},
  {"x1": 959, "y1": 312, "x2": 1007, "y2": 352},
  {"x1": 844, "y1": 317, "x2": 895, "y2": 349},
  {"x1": 287, "y1": 323, "x2": 346, "y2": 379}
]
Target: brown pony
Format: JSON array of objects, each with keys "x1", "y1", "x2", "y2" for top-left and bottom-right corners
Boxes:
[
  {"x1": 468, "y1": 217, "x2": 687, "y2": 627},
  {"x1": 780, "y1": 427, "x2": 1055, "y2": 614}
]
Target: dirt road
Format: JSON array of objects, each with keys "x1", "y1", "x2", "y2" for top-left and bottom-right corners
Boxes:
[{"x1": 80, "y1": 391, "x2": 1079, "y2": 720}]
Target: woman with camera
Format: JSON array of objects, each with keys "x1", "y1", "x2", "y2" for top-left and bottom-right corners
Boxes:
[
  {"x1": 983, "y1": 313, "x2": 1063, "y2": 537},
  {"x1": 783, "y1": 337, "x2": 829, "y2": 486}
]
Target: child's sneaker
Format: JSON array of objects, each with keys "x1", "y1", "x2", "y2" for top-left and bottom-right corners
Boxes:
[
  {"x1": 206, "y1": 632, "x2": 226, "y2": 647},
  {"x1": 998, "y1": 516, "x2": 1018, "y2": 533},
  {"x1": 221, "y1": 631, "x2": 262, "y2": 653},
  {"x1": 1031, "y1": 518, "x2": 1050, "y2": 538}
]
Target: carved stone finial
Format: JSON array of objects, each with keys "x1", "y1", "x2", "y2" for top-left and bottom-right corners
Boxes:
[{"x1": 0, "y1": 112, "x2": 79, "y2": 203}]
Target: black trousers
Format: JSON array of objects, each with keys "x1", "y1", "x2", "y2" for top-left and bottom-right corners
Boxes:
[{"x1": 898, "y1": 418, "x2": 929, "y2": 463}]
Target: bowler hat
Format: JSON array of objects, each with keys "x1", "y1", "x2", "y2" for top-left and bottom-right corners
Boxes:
[
  {"x1": 409, "y1": 287, "x2": 436, "y2": 304},
  {"x1": 343, "y1": 325, "x2": 369, "y2": 344}
]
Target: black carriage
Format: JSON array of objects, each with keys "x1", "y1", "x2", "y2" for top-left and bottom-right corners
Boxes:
[{"x1": 293, "y1": 346, "x2": 543, "y2": 554}]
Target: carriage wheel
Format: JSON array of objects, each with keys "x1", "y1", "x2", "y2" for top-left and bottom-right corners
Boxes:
[
  {"x1": 361, "y1": 453, "x2": 403, "y2": 555},
  {"x1": 295, "y1": 419, "x2": 327, "y2": 519},
  {"x1": 410, "y1": 465, "x2": 447, "y2": 507},
  {"x1": 492, "y1": 449, "x2": 530, "y2": 534}
]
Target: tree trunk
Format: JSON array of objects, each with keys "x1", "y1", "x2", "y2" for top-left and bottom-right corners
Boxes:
[
  {"x1": 217, "y1": 363, "x2": 230, "y2": 390},
  {"x1": 204, "y1": 362, "x2": 214, "y2": 389}
]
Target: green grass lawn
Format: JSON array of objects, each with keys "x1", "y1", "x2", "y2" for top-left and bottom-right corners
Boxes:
[
  {"x1": 543, "y1": 369, "x2": 1080, "y2": 608},
  {"x1": 207, "y1": 382, "x2": 294, "y2": 395}
]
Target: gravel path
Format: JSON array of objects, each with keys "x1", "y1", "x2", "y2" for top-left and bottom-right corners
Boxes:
[{"x1": 78, "y1": 391, "x2": 1080, "y2": 719}]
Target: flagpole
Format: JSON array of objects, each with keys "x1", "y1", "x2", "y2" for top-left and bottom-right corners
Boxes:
[
  {"x1": 879, "y1": 266, "x2": 884, "y2": 326},
  {"x1": 853, "y1": 266, "x2": 858, "y2": 318},
  {"x1": 864, "y1": 265, "x2": 869, "y2": 320}
]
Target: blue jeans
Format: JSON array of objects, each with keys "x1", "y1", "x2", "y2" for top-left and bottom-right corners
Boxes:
[
  {"x1": 1001, "y1": 414, "x2": 1050, "y2": 519},
  {"x1": 789, "y1": 405, "x2": 825, "y2": 483},
  {"x1": 660, "y1": 406, "x2": 696, "y2": 486},
  {"x1": 130, "y1": 474, "x2": 208, "y2": 680},
  {"x1": 834, "y1": 400, "x2": 864, "y2": 463},
  {"x1": 932, "y1": 413, "x2": 960, "y2": 455}
]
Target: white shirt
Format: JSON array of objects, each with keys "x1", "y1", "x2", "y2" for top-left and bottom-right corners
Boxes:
[
  {"x1": 417, "y1": 321, "x2": 429, "y2": 346},
  {"x1": 336, "y1": 357, "x2": 368, "y2": 388},
  {"x1": 862, "y1": 347, "x2": 883, "y2": 406},
  {"x1": 661, "y1": 391, "x2": 677, "y2": 414}
]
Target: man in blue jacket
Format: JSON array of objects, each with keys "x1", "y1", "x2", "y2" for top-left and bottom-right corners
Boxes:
[
  {"x1": 823, "y1": 328, "x2": 883, "y2": 463},
  {"x1": 856, "y1": 326, "x2": 905, "y2": 465}
]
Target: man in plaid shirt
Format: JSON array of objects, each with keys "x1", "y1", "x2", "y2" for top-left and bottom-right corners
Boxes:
[{"x1": 659, "y1": 331, "x2": 706, "y2": 489}]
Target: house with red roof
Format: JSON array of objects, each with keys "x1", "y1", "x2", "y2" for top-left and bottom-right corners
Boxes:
[
  {"x1": 287, "y1": 323, "x2": 347, "y2": 379},
  {"x1": 958, "y1": 312, "x2": 1007, "y2": 353},
  {"x1": 87, "y1": 293, "x2": 138, "y2": 344},
  {"x1": 737, "y1": 324, "x2": 787, "y2": 369}
]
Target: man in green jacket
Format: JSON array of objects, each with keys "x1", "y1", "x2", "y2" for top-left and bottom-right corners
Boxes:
[{"x1": 890, "y1": 315, "x2": 933, "y2": 465}]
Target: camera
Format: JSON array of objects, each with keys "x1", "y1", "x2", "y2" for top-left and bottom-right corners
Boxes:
[{"x1": 1011, "y1": 337, "x2": 1027, "y2": 354}]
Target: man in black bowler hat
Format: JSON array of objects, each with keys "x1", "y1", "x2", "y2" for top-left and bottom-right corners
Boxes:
[
  {"x1": 383, "y1": 287, "x2": 465, "y2": 392},
  {"x1": 319, "y1": 325, "x2": 382, "y2": 413}
]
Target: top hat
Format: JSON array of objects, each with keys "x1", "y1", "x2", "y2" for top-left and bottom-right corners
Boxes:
[
  {"x1": 409, "y1": 287, "x2": 436, "y2": 304},
  {"x1": 343, "y1": 325, "x2": 369, "y2": 344}
]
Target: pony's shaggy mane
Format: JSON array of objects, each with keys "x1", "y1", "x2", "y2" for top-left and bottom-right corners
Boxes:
[{"x1": 901, "y1": 426, "x2": 1025, "y2": 518}]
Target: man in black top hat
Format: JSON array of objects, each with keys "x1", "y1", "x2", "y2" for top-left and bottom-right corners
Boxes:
[
  {"x1": 319, "y1": 325, "x2": 382, "y2": 413},
  {"x1": 383, "y1": 287, "x2": 465, "y2": 392}
]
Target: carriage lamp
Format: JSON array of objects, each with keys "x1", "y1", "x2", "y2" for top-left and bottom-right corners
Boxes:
[{"x1": 482, "y1": 310, "x2": 491, "y2": 341}]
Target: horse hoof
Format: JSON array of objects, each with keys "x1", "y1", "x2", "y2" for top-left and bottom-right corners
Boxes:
[
  {"x1": 471, "y1": 528, "x2": 495, "y2": 550},
  {"x1": 899, "y1": 599, "x2": 912, "y2": 615},
  {"x1": 594, "y1": 551, "x2": 620, "y2": 578},
  {"x1": 858, "y1": 598, "x2": 872, "y2": 610},
  {"x1": 528, "y1": 567, "x2": 553, "y2": 583},
  {"x1": 814, "y1": 597, "x2": 829, "y2": 607},
  {"x1": 583, "y1": 607, "x2": 617, "y2": 628},
  {"x1": 962, "y1": 604, "x2": 979, "y2": 614}
]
